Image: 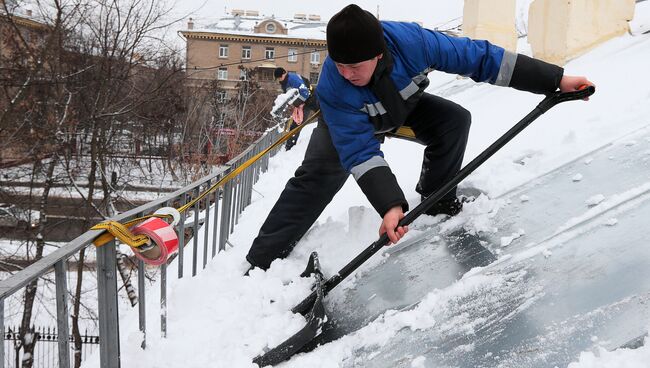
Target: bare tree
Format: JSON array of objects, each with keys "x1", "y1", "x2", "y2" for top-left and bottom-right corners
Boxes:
[
  {"x1": 1, "y1": 0, "x2": 190, "y2": 366},
  {"x1": 219, "y1": 66, "x2": 275, "y2": 158}
]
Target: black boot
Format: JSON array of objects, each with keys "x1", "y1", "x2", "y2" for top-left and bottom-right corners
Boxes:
[{"x1": 424, "y1": 196, "x2": 463, "y2": 217}]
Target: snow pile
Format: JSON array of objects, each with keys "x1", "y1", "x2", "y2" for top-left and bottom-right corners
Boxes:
[{"x1": 270, "y1": 89, "x2": 299, "y2": 117}]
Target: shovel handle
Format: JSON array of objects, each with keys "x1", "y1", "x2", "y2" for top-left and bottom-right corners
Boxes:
[{"x1": 317, "y1": 86, "x2": 596, "y2": 296}]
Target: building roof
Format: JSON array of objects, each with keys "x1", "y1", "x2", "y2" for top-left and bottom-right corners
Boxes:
[
  {"x1": 181, "y1": 13, "x2": 327, "y2": 42},
  {"x1": 0, "y1": 3, "x2": 49, "y2": 31}
]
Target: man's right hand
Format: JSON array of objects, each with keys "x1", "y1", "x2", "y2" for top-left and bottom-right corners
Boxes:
[
  {"x1": 291, "y1": 104, "x2": 304, "y2": 125},
  {"x1": 379, "y1": 205, "x2": 408, "y2": 245}
]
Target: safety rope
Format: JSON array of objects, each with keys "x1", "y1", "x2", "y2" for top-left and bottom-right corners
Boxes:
[{"x1": 91, "y1": 110, "x2": 320, "y2": 248}]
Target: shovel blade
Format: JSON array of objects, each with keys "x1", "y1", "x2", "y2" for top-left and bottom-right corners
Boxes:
[{"x1": 252, "y1": 252, "x2": 327, "y2": 367}]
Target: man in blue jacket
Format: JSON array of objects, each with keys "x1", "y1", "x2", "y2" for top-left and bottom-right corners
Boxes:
[
  {"x1": 246, "y1": 4, "x2": 593, "y2": 270},
  {"x1": 273, "y1": 67, "x2": 318, "y2": 150}
]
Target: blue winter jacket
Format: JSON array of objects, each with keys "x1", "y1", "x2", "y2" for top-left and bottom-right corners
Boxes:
[
  {"x1": 280, "y1": 72, "x2": 311, "y2": 105},
  {"x1": 317, "y1": 21, "x2": 563, "y2": 216}
]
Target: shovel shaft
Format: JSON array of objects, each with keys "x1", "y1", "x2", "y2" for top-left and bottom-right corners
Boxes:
[{"x1": 318, "y1": 86, "x2": 595, "y2": 295}]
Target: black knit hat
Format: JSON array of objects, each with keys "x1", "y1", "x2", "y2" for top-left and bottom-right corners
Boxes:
[
  {"x1": 273, "y1": 67, "x2": 286, "y2": 79},
  {"x1": 326, "y1": 4, "x2": 386, "y2": 64}
]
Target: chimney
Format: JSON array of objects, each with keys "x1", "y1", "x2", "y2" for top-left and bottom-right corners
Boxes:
[{"x1": 187, "y1": 17, "x2": 194, "y2": 30}]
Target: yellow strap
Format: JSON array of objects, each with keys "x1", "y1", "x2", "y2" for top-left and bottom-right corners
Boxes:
[
  {"x1": 284, "y1": 117, "x2": 294, "y2": 132},
  {"x1": 391, "y1": 126, "x2": 416, "y2": 140},
  {"x1": 178, "y1": 110, "x2": 319, "y2": 214},
  {"x1": 91, "y1": 111, "x2": 320, "y2": 248},
  {"x1": 91, "y1": 221, "x2": 150, "y2": 248}
]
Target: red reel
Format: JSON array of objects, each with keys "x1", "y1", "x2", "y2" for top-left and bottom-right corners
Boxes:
[{"x1": 130, "y1": 217, "x2": 179, "y2": 266}]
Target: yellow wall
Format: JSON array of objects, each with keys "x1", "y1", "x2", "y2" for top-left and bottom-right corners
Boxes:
[
  {"x1": 528, "y1": 0, "x2": 635, "y2": 65},
  {"x1": 463, "y1": 0, "x2": 518, "y2": 52}
]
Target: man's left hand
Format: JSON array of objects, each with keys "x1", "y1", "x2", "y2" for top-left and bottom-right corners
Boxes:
[{"x1": 559, "y1": 75, "x2": 595, "y2": 100}]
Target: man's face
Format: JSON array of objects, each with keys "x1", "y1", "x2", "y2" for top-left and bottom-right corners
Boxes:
[
  {"x1": 334, "y1": 54, "x2": 382, "y2": 87},
  {"x1": 276, "y1": 73, "x2": 287, "y2": 82}
]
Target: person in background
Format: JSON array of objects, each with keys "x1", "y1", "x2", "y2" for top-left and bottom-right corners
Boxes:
[
  {"x1": 273, "y1": 67, "x2": 319, "y2": 150},
  {"x1": 246, "y1": 4, "x2": 594, "y2": 271}
]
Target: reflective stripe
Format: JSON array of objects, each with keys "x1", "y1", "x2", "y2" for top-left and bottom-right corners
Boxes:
[
  {"x1": 412, "y1": 73, "x2": 429, "y2": 85},
  {"x1": 350, "y1": 156, "x2": 389, "y2": 181},
  {"x1": 399, "y1": 80, "x2": 420, "y2": 100},
  {"x1": 297, "y1": 94, "x2": 307, "y2": 102},
  {"x1": 361, "y1": 102, "x2": 387, "y2": 117},
  {"x1": 495, "y1": 50, "x2": 517, "y2": 87}
]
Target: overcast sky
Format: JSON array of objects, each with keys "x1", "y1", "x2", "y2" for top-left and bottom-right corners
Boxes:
[{"x1": 169, "y1": 0, "x2": 465, "y2": 29}]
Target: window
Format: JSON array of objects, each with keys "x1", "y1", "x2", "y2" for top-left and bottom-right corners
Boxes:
[
  {"x1": 240, "y1": 69, "x2": 247, "y2": 81},
  {"x1": 218, "y1": 112, "x2": 226, "y2": 124},
  {"x1": 219, "y1": 45, "x2": 229, "y2": 58},
  {"x1": 217, "y1": 67, "x2": 228, "y2": 80},
  {"x1": 310, "y1": 52, "x2": 320, "y2": 64},
  {"x1": 259, "y1": 68, "x2": 274, "y2": 81},
  {"x1": 287, "y1": 48, "x2": 298, "y2": 62},
  {"x1": 241, "y1": 46, "x2": 251, "y2": 59},
  {"x1": 310, "y1": 72, "x2": 319, "y2": 84},
  {"x1": 265, "y1": 23, "x2": 276, "y2": 33},
  {"x1": 265, "y1": 47, "x2": 275, "y2": 60},
  {"x1": 217, "y1": 90, "x2": 227, "y2": 103},
  {"x1": 21, "y1": 29, "x2": 31, "y2": 43}
]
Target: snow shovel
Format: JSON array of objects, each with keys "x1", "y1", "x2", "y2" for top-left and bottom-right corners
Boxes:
[{"x1": 253, "y1": 86, "x2": 596, "y2": 366}]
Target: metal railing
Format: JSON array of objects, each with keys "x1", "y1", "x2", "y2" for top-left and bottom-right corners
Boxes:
[{"x1": 0, "y1": 126, "x2": 283, "y2": 368}]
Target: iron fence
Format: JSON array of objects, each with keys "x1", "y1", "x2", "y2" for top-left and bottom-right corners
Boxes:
[
  {"x1": 3, "y1": 326, "x2": 99, "y2": 368},
  {"x1": 0, "y1": 125, "x2": 283, "y2": 368}
]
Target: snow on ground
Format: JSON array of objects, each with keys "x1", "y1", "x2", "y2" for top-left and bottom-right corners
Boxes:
[
  {"x1": 567, "y1": 335, "x2": 650, "y2": 368},
  {"x1": 80, "y1": 13, "x2": 650, "y2": 368}
]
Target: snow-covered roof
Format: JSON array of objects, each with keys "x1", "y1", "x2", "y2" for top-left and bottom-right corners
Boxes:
[
  {"x1": 0, "y1": 6, "x2": 49, "y2": 30},
  {"x1": 182, "y1": 14, "x2": 327, "y2": 41}
]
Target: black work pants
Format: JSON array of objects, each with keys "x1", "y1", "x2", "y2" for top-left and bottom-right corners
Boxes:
[{"x1": 246, "y1": 93, "x2": 471, "y2": 269}]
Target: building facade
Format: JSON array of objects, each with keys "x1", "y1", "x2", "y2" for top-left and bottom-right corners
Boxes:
[{"x1": 180, "y1": 10, "x2": 328, "y2": 95}]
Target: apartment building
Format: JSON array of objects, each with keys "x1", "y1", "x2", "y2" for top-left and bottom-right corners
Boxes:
[
  {"x1": 180, "y1": 10, "x2": 328, "y2": 96},
  {"x1": 0, "y1": 4, "x2": 49, "y2": 63}
]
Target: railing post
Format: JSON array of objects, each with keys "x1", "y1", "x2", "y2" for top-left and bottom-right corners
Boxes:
[
  {"x1": 135, "y1": 211, "x2": 147, "y2": 350},
  {"x1": 161, "y1": 201, "x2": 170, "y2": 338},
  {"x1": 161, "y1": 260, "x2": 167, "y2": 339},
  {"x1": 55, "y1": 260, "x2": 71, "y2": 368},
  {"x1": 1, "y1": 298, "x2": 4, "y2": 368},
  {"x1": 192, "y1": 187, "x2": 200, "y2": 277},
  {"x1": 97, "y1": 239, "x2": 120, "y2": 368},
  {"x1": 246, "y1": 166, "x2": 251, "y2": 206},
  {"x1": 211, "y1": 181, "x2": 220, "y2": 258},
  {"x1": 233, "y1": 178, "x2": 240, "y2": 225},
  {"x1": 203, "y1": 179, "x2": 211, "y2": 269},
  {"x1": 247, "y1": 162, "x2": 253, "y2": 206},
  {"x1": 138, "y1": 258, "x2": 146, "y2": 349},
  {"x1": 229, "y1": 179, "x2": 236, "y2": 234},
  {"x1": 220, "y1": 179, "x2": 233, "y2": 250},
  {"x1": 178, "y1": 193, "x2": 186, "y2": 279}
]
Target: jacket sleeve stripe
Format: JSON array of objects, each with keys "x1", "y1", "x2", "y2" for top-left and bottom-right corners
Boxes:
[
  {"x1": 399, "y1": 80, "x2": 420, "y2": 100},
  {"x1": 350, "y1": 155, "x2": 389, "y2": 181},
  {"x1": 495, "y1": 50, "x2": 517, "y2": 87},
  {"x1": 361, "y1": 102, "x2": 388, "y2": 117}
]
